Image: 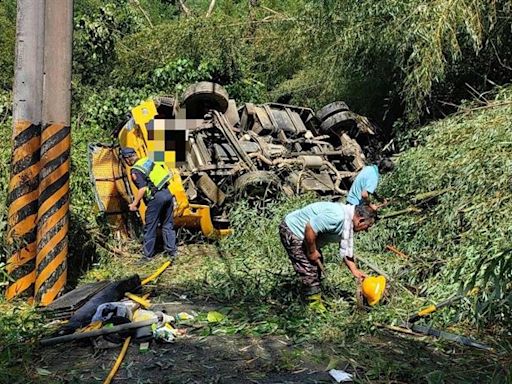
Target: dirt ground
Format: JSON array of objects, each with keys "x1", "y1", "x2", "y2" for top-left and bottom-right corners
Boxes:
[
  {"x1": 35, "y1": 299, "x2": 507, "y2": 384},
  {"x1": 37, "y1": 301, "x2": 333, "y2": 384},
  {"x1": 30, "y1": 245, "x2": 508, "y2": 384}
]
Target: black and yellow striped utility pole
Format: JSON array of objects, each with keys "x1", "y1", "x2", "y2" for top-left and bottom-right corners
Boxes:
[
  {"x1": 35, "y1": 0, "x2": 73, "y2": 306},
  {"x1": 7, "y1": 0, "x2": 73, "y2": 305},
  {"x1": 6, "y1": 0, "x2": 46, "y2": 301}
]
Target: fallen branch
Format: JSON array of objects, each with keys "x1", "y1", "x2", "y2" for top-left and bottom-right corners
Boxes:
[
  {"x1": 458, "y1": 101, "x2": 512, "y2": 115},
  {"x1": 375, "y1": 323, "x2": 418, "y2": 335},
  {"x1": 132, "y1": 0, "x2": 154, "y2": 28},
  {"x1": 357, "y1": 256, "x2": 416, "y2": 297},
  {"x1": 411, "y1": 188, "x2": 452, "y2": 204},
  {"x1": 375, "y1": 323, "x2": 494, "y2": 351},
  {"x1": 178, "y1": 0, "x2": 190, "y2": 16},
  {"x1": 385, "y1": 245, "x2": 409, "y2": 260},
  {"x1": 205, "y1": 0, "x2": 216, "y2": 17}
]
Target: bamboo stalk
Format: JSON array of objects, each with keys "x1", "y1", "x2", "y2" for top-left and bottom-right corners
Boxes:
[
  {"x1": 381, "y1": 206, "x2": 422, "y2": 219},
  {"x1": 357, "y1": 256, "x2": 416, "y2": 297},
  {"x1": 385, "y1": 245, "x2": 409, "y2": 260}
]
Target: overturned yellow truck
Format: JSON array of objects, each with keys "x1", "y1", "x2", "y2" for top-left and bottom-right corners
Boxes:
[{"x1": 88, "y1": 82, "x2": 379, "y2": 238}]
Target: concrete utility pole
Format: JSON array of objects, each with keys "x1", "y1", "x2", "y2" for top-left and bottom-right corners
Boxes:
[
  {"x1": 35, "y1": 0, "x2": 73, "y2": 305},
  {"x1": 7, "y1": 0, "x2": 73, "y2": 305},
  {"x1": 6, "y1": 0, "x2": 46, "y2": 300}
]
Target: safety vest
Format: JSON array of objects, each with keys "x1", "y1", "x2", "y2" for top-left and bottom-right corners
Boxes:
[{"x1": 132, "y1": 157, "x2": 171, "y2": 199}]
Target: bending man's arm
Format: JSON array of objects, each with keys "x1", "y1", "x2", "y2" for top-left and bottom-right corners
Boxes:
[
  {"x1": 129, "y1": 187, "x2": 146, "y2": 211},
  {"x1": 361, "y1": 189, "x2": 370, "y2": 203},
  {"x1": 304, "y1": 223, "x2": 321, "y2": 263},
  {"x1": 340, "y1": 229, "x2": 366, "y2": 281},
  {"x1": 362, "y1": 189, "x2": 384, "y2": 210},
  {"x1": 343, "y1": 256, "x2": 366, "y2": 282}
]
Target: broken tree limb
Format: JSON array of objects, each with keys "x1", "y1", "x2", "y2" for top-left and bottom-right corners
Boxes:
[
  {"x1": 375, "y1": 323, "x2": 494, "y2": 351},
  {"x1": 411, "y1": 188, "x2": 453, "y2": 204},
  {"x1": 375, "y1": 323, "x2": 419, "y2": 335},
  {"x1": 40, "y1": 318, "x2": 157, "y2": 346},
  {"x1": 177, "y1": 0, "x2": 190, "y2": 16},
  {"x1": 357, "y1": 256, "x2": 416, "y2": 297},
  {"x1": 385, "y1": 245, "x2": 409, "y2": 260},
  {"x1": 132, "y1": 0, "x2": 154, "y2": 28},
  {"x1": 205, "y1": 0, "x2": 216, "y2": 17}
]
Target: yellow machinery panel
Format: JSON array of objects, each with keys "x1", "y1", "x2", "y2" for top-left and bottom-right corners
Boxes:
[
  {"x1": 115, "y1": 100, "x2": 232, "y2": 238},
  {"x1": 88, "y1": 144, "x2": 130, "y2": 213},
  {"x1": 88, "y1": 143, "x2": 131, "y2": 234}
]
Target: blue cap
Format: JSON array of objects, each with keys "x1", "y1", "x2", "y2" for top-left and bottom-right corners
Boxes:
[{"x1": 121, "y1": 147, "x2": 137, "y2": 158}]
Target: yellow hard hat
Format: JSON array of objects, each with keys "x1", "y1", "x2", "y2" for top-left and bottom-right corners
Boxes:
[{"x1": 361, "y1": 275, "x2": 387, "y2": 306}]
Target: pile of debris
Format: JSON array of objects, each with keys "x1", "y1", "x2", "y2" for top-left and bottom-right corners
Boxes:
[{"x1": 40, "y1": 263, "x2": 196, "y2": 383}]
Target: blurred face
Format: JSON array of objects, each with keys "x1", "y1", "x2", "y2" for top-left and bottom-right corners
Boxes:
[{"x1": 353, "y1": 216, "x2": 373, "y2": 232}]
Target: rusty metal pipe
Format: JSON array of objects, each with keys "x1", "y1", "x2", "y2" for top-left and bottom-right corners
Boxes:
[
  {"x1": 248, "y1": 152, "x2": 273, "y2": 166},
  {"x1": 323, "y1": 161, "x2": 349, "y2": 196}
]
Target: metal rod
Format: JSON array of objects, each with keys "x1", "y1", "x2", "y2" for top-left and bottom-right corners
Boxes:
[
  {"x1": 6, "y1": 0, "x2": 46, "y2": 300},
  {"x1": 406, "y1": 295, "x2": 463, "y2": 324},
  {"x1": 40, "y1": 319, "x2": 158, "y2": 346}
]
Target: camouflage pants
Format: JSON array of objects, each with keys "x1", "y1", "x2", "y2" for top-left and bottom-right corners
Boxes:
[{"x1": 279, "y1": 220, "x2": 322, "y2": 295}]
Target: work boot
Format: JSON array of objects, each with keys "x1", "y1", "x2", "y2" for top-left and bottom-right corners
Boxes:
[
  {"x1": 164, "y1": 251, "x2": 177, "y2": 259},
  {"x1": 306, "y1": 293, "x2": 327, "y2": 313}
]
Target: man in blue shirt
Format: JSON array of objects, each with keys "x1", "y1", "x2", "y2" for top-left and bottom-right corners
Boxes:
[
  {"x1": 346, "y1": 158, "x2": 394, "y2": 209},
  {"x1": 279, "y1": 202, "x2": 376, "y2": 311}
]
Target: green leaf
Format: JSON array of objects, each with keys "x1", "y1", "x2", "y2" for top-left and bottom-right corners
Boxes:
[
  {"x1": 207, "y1": 311, "x2": 225, "y2": 323},
  {"x1": 36, "y1": 368, "x2": 52, "y2": 376}
]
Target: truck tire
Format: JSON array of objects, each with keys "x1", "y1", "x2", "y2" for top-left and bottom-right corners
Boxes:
[
  {"x1": 316, "y1": 101, "x2": 350, "y2": 122},
  {"x1": 154, "y1": 96, "x2": 175, "y2": 108},
  {"x1": 181, "y1": 82, "x2": 229, "y2": 118},
  {"x1": 234, "y1": 171, "x2": 281, "y2": 192},
  {"x1": 319, "y1": 110, "x2": 358, "y2": 135},
  {"x1": 234, "y1": 171, "x2": 282, "y2": 208}
]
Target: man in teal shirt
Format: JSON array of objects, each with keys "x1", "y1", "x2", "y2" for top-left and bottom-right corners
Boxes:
[
  {"x1": 346, "y1": 158, "x2": 394, "y2": 209},
  {"x1": 279, "y1": 202, "x2": 376, "y2": 310}
]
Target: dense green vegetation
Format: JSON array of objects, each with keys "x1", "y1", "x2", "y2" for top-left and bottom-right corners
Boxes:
[{"x1": 0, "y1": 0, "x2": 511, "y2": 382}]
